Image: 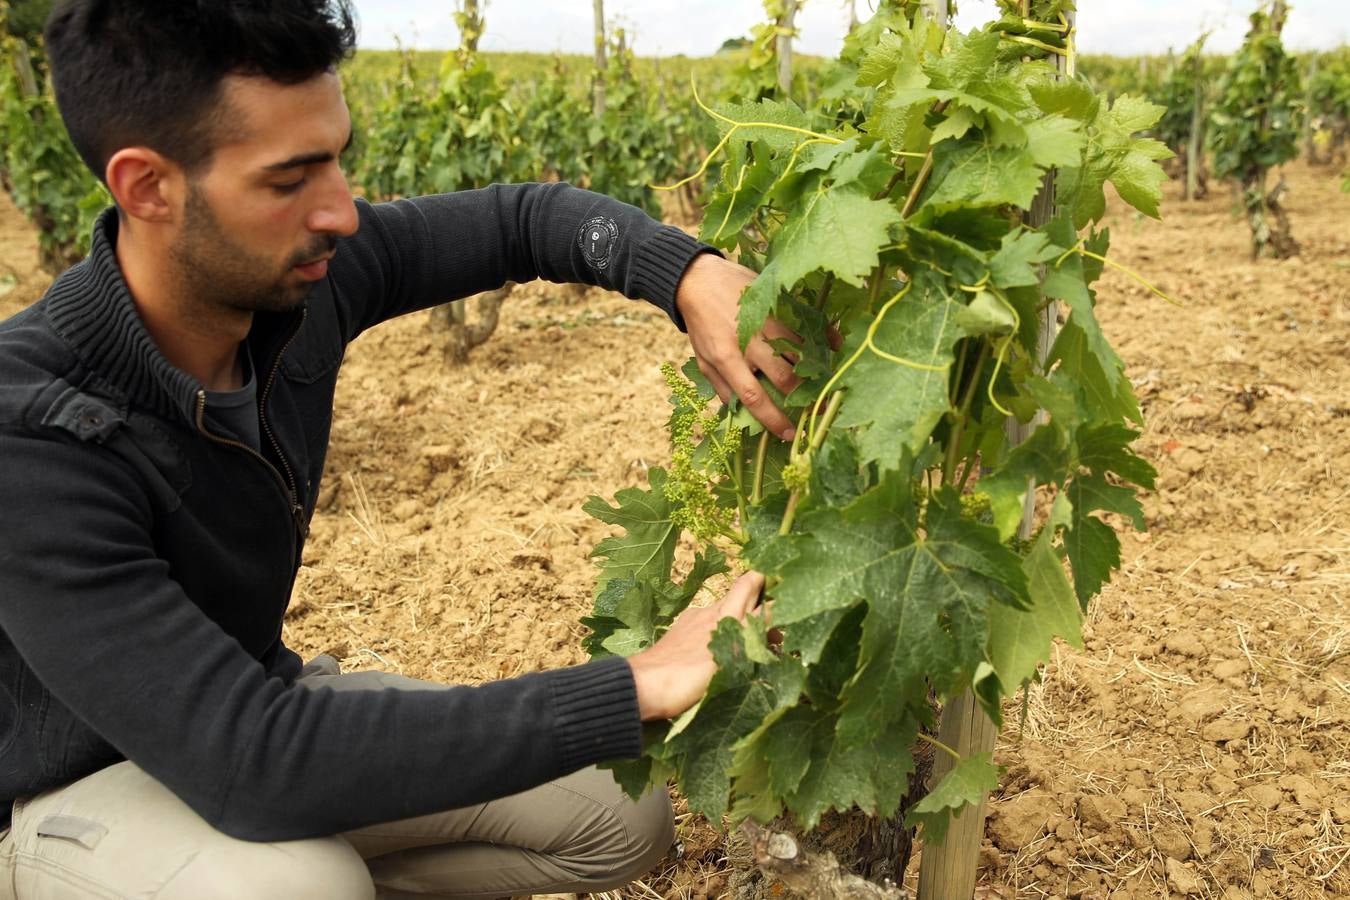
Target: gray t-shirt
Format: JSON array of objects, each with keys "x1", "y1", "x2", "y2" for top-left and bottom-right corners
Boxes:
[{"x1": 203, "y1": 348, "x2": 259, "y2": 451}]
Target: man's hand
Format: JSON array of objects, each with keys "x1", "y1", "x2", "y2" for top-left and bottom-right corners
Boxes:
[
  {"x1": 675, "y1": 254, "x2": 802, "y2": 441},
  {"x1": 628, "y1": 570, "x2": 765, "y2": 721}
]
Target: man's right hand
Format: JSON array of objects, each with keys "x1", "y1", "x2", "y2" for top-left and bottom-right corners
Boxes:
[{"x1": 627, "y1": 571, "x2": 766, "y2": 721}]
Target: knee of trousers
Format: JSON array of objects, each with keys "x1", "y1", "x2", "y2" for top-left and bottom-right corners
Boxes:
[
  {"x1": 565, "y1": 785, "x2": 675, "y2": 890},
  {"x1": 155, "y1": 834, "x2": 375, "y2": 900}
]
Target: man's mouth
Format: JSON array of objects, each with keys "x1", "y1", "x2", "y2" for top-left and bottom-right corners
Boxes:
[{"x1": 293, "y1": 253, "x2": 333, "y2": 281}]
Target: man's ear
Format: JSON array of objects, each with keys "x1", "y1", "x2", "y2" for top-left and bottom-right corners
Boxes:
[{"x1": 105, "y1": 147, "x2": 183, "y2": 224}]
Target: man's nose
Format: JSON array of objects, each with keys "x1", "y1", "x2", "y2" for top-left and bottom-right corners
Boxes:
[{"x1": 309, "y1": 166, "x2": 359, "y2": 238}]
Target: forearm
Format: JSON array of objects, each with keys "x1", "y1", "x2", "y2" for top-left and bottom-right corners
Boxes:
[{"x1": 334, "y1": 183, "x2": 716, "y2": 337}]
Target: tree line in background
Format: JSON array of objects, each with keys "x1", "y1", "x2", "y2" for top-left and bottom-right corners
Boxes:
[{"x1": 2, "y1": 0, "x2": 1348, "y2": 276}]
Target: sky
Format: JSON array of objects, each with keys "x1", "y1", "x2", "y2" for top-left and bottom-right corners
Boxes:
[{"x1": 352, "y1": 1, "x2": 1350, "y2": 59}]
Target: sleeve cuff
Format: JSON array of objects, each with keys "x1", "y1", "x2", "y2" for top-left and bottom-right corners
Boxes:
[
  {"x1": 550, "y1": 655, "x2": 643, "y2": 770},
  {"x1": 630, "y1": 226, "x2": 723, "y2": 333}
]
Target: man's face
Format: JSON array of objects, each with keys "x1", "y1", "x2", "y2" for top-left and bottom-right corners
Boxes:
[{"x1": 169, "y1": 72, "x2": 359, "y2": 315}]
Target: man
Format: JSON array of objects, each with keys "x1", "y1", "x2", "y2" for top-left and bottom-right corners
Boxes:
[{"x1": 0, "y1": 1, "x2": 803, "y2": 897}]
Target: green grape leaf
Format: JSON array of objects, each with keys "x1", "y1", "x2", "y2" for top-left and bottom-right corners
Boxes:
[
  {"x1": 1110, "y1": 94, "x2": 1170, "y2": 133},
  {"x1": 600, "y1": 755, "x2": 657, "y2": 800},
  {"x1": 737, "y1": 183, "x2": 901, "y2": 345},
  {"x1": 798, "y1": 605, "x2": 866, "y2": 703},
  {"x1": 989, "y1": 229, "x2": 1059, "y2": 289},
  {"x1": 905, "y1": 752, "x2": 1002, "y2": 846},
  {"x1": 1109, "y1": 145, "x2": 1172, "y2": 219},
  {"x1": 659, "y1": 546, "x2": 733, "y2": 618},
  {"x1": 786, "y1": 708, "x2": 918, "y2": 829},
  {"x1": 712, "y1": 98, "x2": 817, "y2": 151},
  {"x1": 601, "y1": 721, "x2": 673, "y2": 800},
  {"x1": 1030, "y1": 78, "x2": 1099, "y2": 122},
  {"x1": 807, "y1": 428, "x2": 868, "y2": 509},
  {"x1": 1062, "y1": 514, "x2": 1119, "y2": 610},
  {"x1": 858, "y1": 32, "x2": 910, "y2": 87},
  {"x1": 601, "y1": 579, "x2": 659, "y2": 655},
  {"x1": 728, "y1": 705, "x2": 818, "y2": 822},
  {"x1": 1076, "y1": 424, "x2": 1157, "y2": 489},
  {"x1": 1025, "y1": 372, "x2": 1089, "y2": 431},
  {"x1": 781, "y1": 607, "x2": 854, "y2": 668},
  {"x1": 833, "y1": 284, "x2": 963, "y2": 468},
  {"x1": 1063, "y1": 471, "x2": 1145, "y2": 608},
  {"x1": 955, "y1": 289, "x2": 1017, "y2": 337},
  {"x1": 583, "y1": 467, "x2": 678, "y2": 601},
  {"x1": 806, "y1": 482, "x2": 1028, "y2": 741},
  {"x1": 989, "y1": 512, "x2": 1083, "y2": 689},
  {"x1": 701, "y1": 142, "x2": 779, "y2": 249},
  {"x1": 662, "y1": 619, "x2": 806, "y2": 821},
  {"x1": 978, "y1": 422, "x2": 1067, "y2": 541},
  {"x1": 1050, "y1": 319, "x2": 1141, "y2": 426},
  {"x1": 1024, "y1": 114, "x2": 1084, "y2": 168},
  {"x1": 1070, "y1": 471, "x2": 1146, "y2": 531},
  {"x1": 1065, "y1": 93, "x2": 1172, "y2": 226},
  {"x1": 921, "y1": 139, "x2": 1047, "y2": 214}
]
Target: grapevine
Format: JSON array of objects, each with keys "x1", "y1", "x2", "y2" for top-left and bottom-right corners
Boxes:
[
  {"x1": 1306, "y1": 47, "x2": 1350, "y2": 167},
  {"x1": 1153, "y1": 34, "x2": 1212, "y2": 200},
  {"x1": 582, "y1": 0, "x2": 1165, "y2": 844},
  {"x1": 1208, "y1": 3, "x2": 1303, "y2": 258}
]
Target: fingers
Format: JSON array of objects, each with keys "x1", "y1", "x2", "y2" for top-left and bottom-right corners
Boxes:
[
  {"x1": 719, "y1": 571, "x2": 765, "y2": 620},
  {"x1": 696, "y1": 358, "x2": 735, "y2": 406},
  {"x1": 722, "y1": 355, "x2": 797, "y2": 441},
  {"x1": 747, "y1": 335, "x2": 802, "y2": 398}
]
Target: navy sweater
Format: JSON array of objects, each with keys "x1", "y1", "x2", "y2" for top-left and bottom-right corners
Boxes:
[{"x1": 0, "y1": 183, "x2": 708, "y2": 840}]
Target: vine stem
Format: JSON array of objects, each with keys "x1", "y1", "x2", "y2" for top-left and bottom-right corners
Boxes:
[
  {"x1": 778, "y1": 391, "x2": 844, "y2": 537},
  {"x1": 918, "y1": 731, "x2": 963, "y2": 762},
  {"x1": 942, "y1": 341, "x2": 990, "y2": 486},
  {"x1": 750, "y1": 430, "x2": 771, "y2": 505},
  {"x1": 899, "y1": 148, "x2": 936, "y2": 219},
  {"x1": 733, "y1": 427, "x2": 747, "y2": 527}
]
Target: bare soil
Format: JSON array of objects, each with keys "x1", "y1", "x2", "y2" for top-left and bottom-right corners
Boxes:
[{"x1": 2, "y1": 161, "x2": 1347, "y2": 900}]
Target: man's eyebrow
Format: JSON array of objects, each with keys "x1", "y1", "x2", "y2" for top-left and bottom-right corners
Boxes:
[{"x1": 263, "y1": 129, "x2": 355, "y2": 172}]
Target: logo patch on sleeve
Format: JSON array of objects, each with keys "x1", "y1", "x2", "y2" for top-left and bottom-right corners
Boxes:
[{"x1": 578, "y1": 217, "x2": 619, "y2": 271}]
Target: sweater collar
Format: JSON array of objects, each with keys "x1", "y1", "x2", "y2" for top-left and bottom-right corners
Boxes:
[{"x1": 43, "y1": 207, "x2": 300, "y2": 426}]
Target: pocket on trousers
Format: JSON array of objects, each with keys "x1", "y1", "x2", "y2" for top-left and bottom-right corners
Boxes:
[{"x1": 34, "y1": 815, "x2": 107, "y2": 851}]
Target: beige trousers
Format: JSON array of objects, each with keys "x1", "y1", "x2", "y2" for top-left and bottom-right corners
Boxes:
[{"x1": 0, "y1": 668, "x2": 674, "y2": 899}]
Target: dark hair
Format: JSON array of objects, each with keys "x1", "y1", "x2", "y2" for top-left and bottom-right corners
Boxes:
[{"x1": 44, "y1": 1, "x2": 357, "y2": 181}]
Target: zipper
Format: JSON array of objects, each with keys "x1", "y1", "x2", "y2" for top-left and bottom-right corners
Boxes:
[
  {"x1": 194, "y1": 308, "x2": 310, "y2": 551},
  {"x1": 195, "y1": 391, "x2": 303, "y2": 561},
  {"x1": 258, "y1": 307, "x2": 308, "y2": 537}
]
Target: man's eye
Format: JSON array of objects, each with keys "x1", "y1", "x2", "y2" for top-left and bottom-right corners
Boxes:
[{"x1": 273, "y1": 178, "x2": 307, "y2": 195}]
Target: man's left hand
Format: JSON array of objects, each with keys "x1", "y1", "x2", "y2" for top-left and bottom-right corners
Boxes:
[{"x1": 675, "y1": 253, "x2": 801, "y2": 441}]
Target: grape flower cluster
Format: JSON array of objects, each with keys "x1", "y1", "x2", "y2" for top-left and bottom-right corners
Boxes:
[{"x1": 661, "y1": 362, "x2": 743, "y2": 545}]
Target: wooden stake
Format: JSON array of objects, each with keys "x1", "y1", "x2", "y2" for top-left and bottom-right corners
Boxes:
[
  {"x1": 915, "y1": 691, "x2": 998, "y2": 900},
  {"x1": 1186, "y1": 47, "x2": 1203, "y2": 201},
  {"x1": 592, "y1": 0, "x2": 606, "y2": 118},
  {"x1": 916, "y1": 7, "x2": 1071, "y2": 898},
  {"x1": 776, "y1": 1, "x2": 798, "y2": 100}
]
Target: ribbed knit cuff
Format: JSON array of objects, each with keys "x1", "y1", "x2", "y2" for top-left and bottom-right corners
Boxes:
[
  {"x1": 631, "y1": 226, "x2": 722, "y2": 333},
  {"x1": 551, "y1": 655, "x2": 643, "y2": 770}
]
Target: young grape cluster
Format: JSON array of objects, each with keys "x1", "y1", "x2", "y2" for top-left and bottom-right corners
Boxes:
[{"x1": 660, "y1": 362, "x2": 743, "y2": 545}]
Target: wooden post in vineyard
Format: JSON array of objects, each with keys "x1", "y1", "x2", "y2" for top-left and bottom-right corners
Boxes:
[
  {"x1": 592, "y1": 0, "x2": 607, "y2": 118},
  {"x1": 1304, "y1": 53, "x2": 1320, "y2": 164},
  {"x1": 775, "y1": 0, "x2": 798, "y2": 99},
  {"x1": 921, "y1": 0, "x2": 949, "y2": 23},
  {"x1": 1186, "y1": 45, "x2": 1203, "y2": 200},
  {"x1": 454, "y1": 0, "x2": 482, "y2": 67},
  {"x1": 917, "y1": 5, "x2": 1072, "y2": 897}
]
